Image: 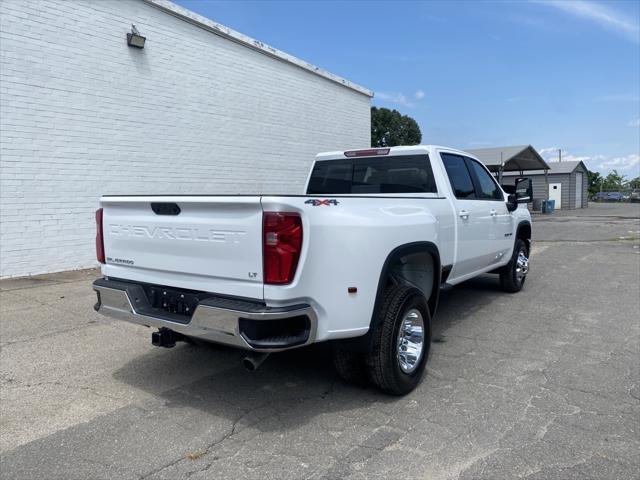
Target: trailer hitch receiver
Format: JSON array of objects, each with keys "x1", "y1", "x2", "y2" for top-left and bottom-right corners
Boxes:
[{"x1": 152, "y1": 327, "x2": 185, "y2": 348}]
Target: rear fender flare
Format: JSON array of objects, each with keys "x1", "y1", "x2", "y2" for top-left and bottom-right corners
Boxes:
[{"x1": 339, "y1": 242, "x2": 441, "y2": 352}]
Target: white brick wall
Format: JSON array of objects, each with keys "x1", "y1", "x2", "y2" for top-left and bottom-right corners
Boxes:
[{"x1": 0, "y1": 0, "x2": 371, "y2": 278}]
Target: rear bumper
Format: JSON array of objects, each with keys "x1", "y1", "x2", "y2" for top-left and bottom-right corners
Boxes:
[{"x1": 92, "y1": 278, "x2": 317, "y2": 352}]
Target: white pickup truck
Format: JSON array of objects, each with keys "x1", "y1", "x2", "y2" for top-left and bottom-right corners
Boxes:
[{"x1": 93, "y1": 145, "x2": 532, "y2": 394}]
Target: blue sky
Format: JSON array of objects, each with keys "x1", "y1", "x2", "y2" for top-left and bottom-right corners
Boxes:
[{"x1": 175, "y1": 0, "x2": 640, "y2": 177}]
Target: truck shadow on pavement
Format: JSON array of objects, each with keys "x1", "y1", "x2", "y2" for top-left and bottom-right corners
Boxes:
[{"x1": 111, "y1": 274, "x2": 507, "y2": 433}]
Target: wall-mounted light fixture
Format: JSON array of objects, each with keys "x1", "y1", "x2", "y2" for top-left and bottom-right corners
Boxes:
[{"x1": 127, "y1": 25, "x2": 146, "y2": 49}]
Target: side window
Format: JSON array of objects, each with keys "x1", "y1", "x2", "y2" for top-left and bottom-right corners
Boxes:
[
  {"x1": 466, "y1": 158, "x2": 503, "y2": 200},
  {"x1": 441, "y1": 153, "x2": 475, "y2": 199}
]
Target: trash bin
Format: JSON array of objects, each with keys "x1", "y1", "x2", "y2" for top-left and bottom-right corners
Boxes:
[
  {"x1": 532, "y1": 198, "x2": 543, "y2": 211},
  {"x1": 542, "y1": 199, "x2": 555, "y2": 214}
]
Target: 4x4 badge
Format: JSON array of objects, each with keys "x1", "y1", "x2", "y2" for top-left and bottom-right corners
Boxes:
[{"x1": 305, "y1": 199, "x2": 339, "y2": 206}]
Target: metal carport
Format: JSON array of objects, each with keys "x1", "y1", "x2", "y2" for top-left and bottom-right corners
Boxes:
[
  {"x1": 466, "y1": 145, "x2": 551, "y2": 180},
  {"x1": 466, "y1": 145, "x2": 553, "y2": 207}
]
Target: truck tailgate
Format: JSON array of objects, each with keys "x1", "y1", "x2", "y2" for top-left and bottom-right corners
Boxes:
[{"x1": 100, "y1": 196, "x2": 264, "y2": 299}]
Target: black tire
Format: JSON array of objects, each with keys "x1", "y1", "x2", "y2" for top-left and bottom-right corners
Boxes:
[
  {"x1": 365, "y1": 285, "x2": 431, "y2": 395},
  {"x1": 332, "y1": 348, "x2": 369, "y2": 386},
  {"x1": 499, "y1": 239, "x2": 529, "y2": 293}
]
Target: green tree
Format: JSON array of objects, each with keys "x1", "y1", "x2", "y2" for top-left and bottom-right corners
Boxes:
[
  {"x1": 587, "y1": 170, "x2": 602, "y2": 197},
  {"x1": 371, "y1": 107, "x2": 422, "y2": 147},
  {"x1": 626, "y1": 176, "x2": 640, "y2": 189},
  {"x1": 603, "y1": 170, "x2": 626, "y2": 191}
]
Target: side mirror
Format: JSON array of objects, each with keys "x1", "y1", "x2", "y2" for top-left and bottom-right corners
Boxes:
[
  {"x1": 506, "y1": 194, "x2": 518, "y2": 212},
  {"x1": 515, "y1": 177, "x2": 532, "y2": 203}
]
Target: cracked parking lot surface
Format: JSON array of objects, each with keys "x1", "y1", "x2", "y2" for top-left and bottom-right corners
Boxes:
[{"x1": 1, "y1": 204, "x2": 639, "y2": 479}]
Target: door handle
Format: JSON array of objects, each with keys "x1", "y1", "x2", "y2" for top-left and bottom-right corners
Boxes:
[
  {"x1": 490, "y1": 209, "x2": 497, "y2": 217},
  {"x1": 459, "y1": 210, "x2": 469, "y2": 220}
]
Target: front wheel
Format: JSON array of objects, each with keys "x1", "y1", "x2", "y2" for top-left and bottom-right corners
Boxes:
[
  {"x1": 365, "y1": 285, "x2": 431, "y2": 395},
  {"x1": 499, "y1": 239, "x2": 529, "y2": 293}
]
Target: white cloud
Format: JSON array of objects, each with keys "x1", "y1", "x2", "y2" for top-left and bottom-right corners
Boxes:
[
  {"x1": 533, "y1": 0, "x2": 640, "y2": 44},
  {"x1": 628, "y1": 118, "x2": 640, "y2": 128},
  {"x1": 376, "y1": 90, "x2": 427, "y2": 108},
  {"x1": 539, "y1": 147, "x2": 593, "y2": 161},
  {"x1": 539, "y1": 147, "x2": 560, "y2": 156},
  {"x1": 596, "y1": 154, "x2": 640, "y2": 174},
  {"x1": 540, "y1": 147, "x2": 640, "y2": 176},
  {"x1": 375, "y1": 92, "x2": 414, "y2": 107}
]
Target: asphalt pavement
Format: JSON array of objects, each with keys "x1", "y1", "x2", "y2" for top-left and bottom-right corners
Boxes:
[{"x1": 1, "y1": 203, "x2": 638, "y2": 479}]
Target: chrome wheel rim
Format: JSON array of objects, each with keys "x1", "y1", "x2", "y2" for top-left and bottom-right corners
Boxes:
[
  {"x1": 397, "y1": 309, "x2": 425, "y2": 374},
  {"x1": 515, "y1": 250, "x2": 529, "y2": 283}
]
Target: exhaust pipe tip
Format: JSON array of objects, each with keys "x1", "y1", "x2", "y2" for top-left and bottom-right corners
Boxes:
[
  {"x1": 243, "y1": 352, "x2": 269, "y2": 372},
  {"x1": 243, "y1": 358, "x2": 257, "y2": 371}
]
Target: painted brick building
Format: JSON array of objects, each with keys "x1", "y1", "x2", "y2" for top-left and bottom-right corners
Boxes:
[{"x1": 0, "y1": 0, "x2": 372, "y2": 278}]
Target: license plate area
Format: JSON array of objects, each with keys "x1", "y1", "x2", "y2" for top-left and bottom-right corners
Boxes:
[
  {"x1": 104, "y1": 278, "x2": 233, "y2": 324},
  {"x1": 144, "y1": 285, "x2": 200, "y2": 318}
]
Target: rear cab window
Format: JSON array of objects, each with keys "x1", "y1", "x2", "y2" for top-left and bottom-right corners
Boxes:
[{"x1": 307, "y1": 155, "x2": 437, "y2": 194}]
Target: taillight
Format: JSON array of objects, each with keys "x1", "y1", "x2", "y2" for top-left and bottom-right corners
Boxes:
[
  {"x1": 96, "y1": 208, "x2": 105, "y2": 264},
  {"x1": 263, "y1": 212, "x2": 302, "y2": 285}
]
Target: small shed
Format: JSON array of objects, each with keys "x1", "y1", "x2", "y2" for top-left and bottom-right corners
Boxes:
[{"x1": 502, "y1": 161, "x2": 589, "y2": 210}]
